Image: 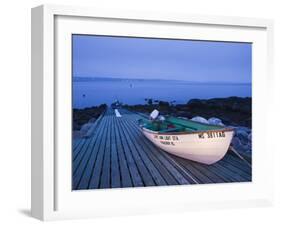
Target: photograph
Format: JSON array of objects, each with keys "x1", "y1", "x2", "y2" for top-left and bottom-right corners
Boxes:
[{"x1": 72, "y1": 34, "x2": 252, "y2": 190}]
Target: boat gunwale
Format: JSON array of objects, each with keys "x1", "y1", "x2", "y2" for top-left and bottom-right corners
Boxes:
[{"x1": 141, "y1": 126, "x2": 235, "y2": 135}]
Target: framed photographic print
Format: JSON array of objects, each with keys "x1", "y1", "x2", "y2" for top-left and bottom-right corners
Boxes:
[{"x1": 31, "y1": 4, "x2": 274, "y2": 221}]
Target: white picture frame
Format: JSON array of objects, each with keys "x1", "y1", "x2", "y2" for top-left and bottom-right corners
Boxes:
[{"x1": 31, "y1": 4, "x2": 274, "y2": 221}]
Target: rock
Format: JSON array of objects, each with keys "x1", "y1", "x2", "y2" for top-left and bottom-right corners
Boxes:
[
  {"x1": 231, "y1": 137, "x2": 250, "y2": 152},
  {"x1": 73, "y1": 130, "x2": 82, "y2": 139},
  {"x1": 235, "y1": 129, "x2": 249, "y2": 145},
  {"x1": 248, "y1": 133, "x2": 252, "y2": 144},
  {"x1": 88, "y1": 117, "x2": 97, "y2": 123},
  {"x1": 80, "y1": 122, "x2": 93, "y2": 132},
  {"x1": 231, "y1": 126, "x2": 252, "y2": 153},
  {"x1": 185, "y1": 97, "x2": 252, "y2": 127},
  {"x1": 233, "y1": 127, "x2": 251, "y2": 146},
  {"x1": 72, "y1": 122, "x2": 80, "y2": 131},
  {"x1": 235, "y1": 126, "x2": 251, "y2": 133},
  {"x1": 80, "y1": 122, "x2": 94, "y2": 136},
  {"x1": 208, "y1": 117, "x2": 224, "y2": 126},
  {"x1": 191, "y1": 116, "x2": 209, "y2": 124},
  {"x1": 73, "y1": 105, "x2": 107, "y2": 131}
]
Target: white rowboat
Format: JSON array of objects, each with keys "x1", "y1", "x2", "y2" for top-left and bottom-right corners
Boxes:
[{"x1": 139, "y1": 116, "x2": 234, "y2": 165}]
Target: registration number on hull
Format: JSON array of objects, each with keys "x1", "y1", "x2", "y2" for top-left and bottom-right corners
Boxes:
[{"x1": 198, "y1": 131, "x2": 225, "y2": 139}]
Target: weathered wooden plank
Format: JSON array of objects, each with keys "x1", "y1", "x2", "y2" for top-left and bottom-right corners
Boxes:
[
  {"x1": 228, "y1": 149, "x2": 252, "y2": 165},
  {"x1": 199, "y1": 165, "x2": 236, "y2": 182},
  {"x1": 203, "y1": 161, "x2": 242, "y2": 182},
  {"x1": 73, "y1": 138, "x2": 87, "y2": 159},
  {"x1": 76, "y1": 114, "x2": 109, "y2": 189},
  {"x1": 178, "y1": 158, "x2": 227, "y2": 183},
  {"x1": 73, "y1": 138, "x2": 82, "y2": 150},
  {"x1": 73, "y1": 138, "x2": 92, "y2": 176},
  {"x1": 120, "y1": 118, "x2": 156, "y2": 186},
  {"x1": 88, "y1": 113, "x2": 111, "y2": 189},
  {"x1": 113, "y1": 114, "x2": 132, "y2": 188},
  {"x1": 110, "y1": 114, "x2": 121, "y2": 188},
  {"x1": 188, "y1": 157, "x2": 241, "y2": 183},
  {"x1": 217, "y1": 158, "x2": 251, "y2": 181},
  {"x1": 100, "y1": 114, "x2": 113, "y2": 188},
  {"x1": 115, "y1": 117, "x2": 144, "y2": 187},
  {"x1": 213, "y1": 162, "x2": 248, "y2": 182},
  {"x1": 221, "y1": 152, "x2": 252, "y2": 175},
  {"x1": 224, "y1": 153, "x2": 252, "y2": 174}
]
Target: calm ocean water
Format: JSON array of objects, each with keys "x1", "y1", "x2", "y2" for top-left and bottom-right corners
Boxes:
[{"x1": 73, "y1": 79, "x2": 251, "y2": 109}]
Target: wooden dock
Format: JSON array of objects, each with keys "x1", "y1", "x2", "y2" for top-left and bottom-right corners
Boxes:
[{"x1": 72, "y1": 108, "x2": 252, "y2": 190}]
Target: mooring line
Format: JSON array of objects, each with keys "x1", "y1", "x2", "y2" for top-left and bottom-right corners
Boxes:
[
  {"x1": 160, "y1": 151, "x2": 200, "y2": 184},
  {"x1": 229, "y1": 146, "x2": 252, "y2": 168}
]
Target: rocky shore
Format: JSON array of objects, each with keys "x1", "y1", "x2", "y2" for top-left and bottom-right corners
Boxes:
[
  {"x1": 73, "y1": 104, "x2": 106, "y2": 138},
  {"x1": 126, "y1": 96, "x2": 251, "y2": 128}
]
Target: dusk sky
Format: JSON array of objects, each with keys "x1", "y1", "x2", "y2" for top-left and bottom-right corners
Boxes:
[{"x1": 72, "y1": 35, "x2": 252, "y2": 83}]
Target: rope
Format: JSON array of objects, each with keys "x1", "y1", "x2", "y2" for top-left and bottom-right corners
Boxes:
[{"x1": 229, "y1": 145, "x2": 252, "y2": 168}]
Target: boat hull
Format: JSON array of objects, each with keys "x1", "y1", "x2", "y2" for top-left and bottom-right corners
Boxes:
[{"x1": 142, "y1": 128, "x2": 234, "y2": 165}]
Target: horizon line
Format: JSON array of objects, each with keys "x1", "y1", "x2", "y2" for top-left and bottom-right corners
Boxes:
[{"x1": 73, "y1": 76, "x2": 252, "y2": 85}]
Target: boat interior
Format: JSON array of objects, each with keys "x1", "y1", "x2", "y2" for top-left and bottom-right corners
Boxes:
[{"x1": 139, "y1": 117, "x2": 223, "y2": 133}]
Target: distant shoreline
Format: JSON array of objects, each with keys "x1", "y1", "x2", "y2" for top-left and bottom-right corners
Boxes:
[{"x1": 73, "y1": 76, "x2": 251, "y2": 85}]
